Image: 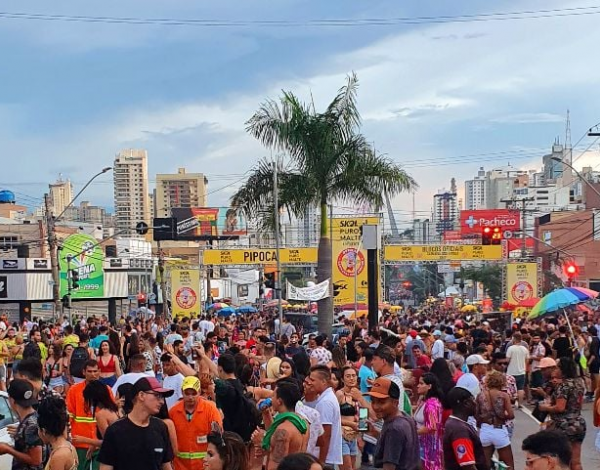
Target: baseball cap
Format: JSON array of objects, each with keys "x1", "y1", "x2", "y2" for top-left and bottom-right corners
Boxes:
[
  {"x1": 132, "y1": 377, "x2": 174, "y2": 397},
  {"x1": 409, "y1": 330, "x2": 418, "y2": 338},
  {"x1": 182, "y1": 376, "x2": 201, "y2": 393},
  {"x1": 8, "y1": 379, "x2": 38, "y2": 407},
  {"x1": 455, "y1": 375, "x2": 481, "y2": 397},
  {"x1": 433, "y1": 330, "x2": 442, "y2": 337},
  {"x1": 364, "y1": 377, "x2": 400, "y2": 399},
  {"x1": 539, "y1": 357, "x2": 557, "y2": 368},
  {"x1": 466, "y1": 354, "x2": 490, "y2": 366}
]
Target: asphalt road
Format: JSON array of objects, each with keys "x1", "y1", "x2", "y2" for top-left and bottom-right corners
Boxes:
[{"x1": 511, "y1": 403, "x2": 599, "y2": 470}]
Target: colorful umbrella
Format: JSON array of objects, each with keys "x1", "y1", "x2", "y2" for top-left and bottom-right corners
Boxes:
[
  {"x1": 218, "y1": 307, "x2": 236, "y2": 317},
  {"x1": 265, "y1": 299, "x2": 290, "y2": 308},
  {"x1": 236, "y1": 305, "x2": 257, "y2": 314},
  {"x1": 208, "y1": 302, "x2": 230, "y2": 310},
  {"x1": 527, "y1": 287, "x2": 598, "y2": 320}
]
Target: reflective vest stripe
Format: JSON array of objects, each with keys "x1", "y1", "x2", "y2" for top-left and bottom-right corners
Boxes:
[
  {"x1": 177, "y1": 452, "x2": 206, "y2": 459},
  {"x1": 72, "y1": 416, "x2": 96, "y2": 423}
]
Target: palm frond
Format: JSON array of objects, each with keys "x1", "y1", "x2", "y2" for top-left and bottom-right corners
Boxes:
[{"x1": 325, "y1": 72, "x2": 361, "y2": 134}]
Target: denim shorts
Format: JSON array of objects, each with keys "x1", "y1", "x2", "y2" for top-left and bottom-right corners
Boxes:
[{"x1": 342, "y1": 438, "x2": 358, "y2": 456}]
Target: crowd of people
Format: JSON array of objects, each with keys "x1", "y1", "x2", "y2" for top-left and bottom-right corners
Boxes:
[{"x1": 0, "y1": 305, "x2": 595, "y2": 470}]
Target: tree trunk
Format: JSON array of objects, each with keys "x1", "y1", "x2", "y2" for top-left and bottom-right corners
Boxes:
[{"x1": 317, "y1": 202, "x2": 333, "y2": 337}]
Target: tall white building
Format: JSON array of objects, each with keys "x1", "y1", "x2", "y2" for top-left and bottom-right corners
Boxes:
[
  {"x1": 464, "y1": 167, "x2": 487, "y2": 210},
  {"x1": 113, "y1": 149, "x2": 151, "y2": 237},
  {"x1": 49, "y1": 177, "x2": 73, "y2": 216},
  {"x1": 298, "y1": 204, "x2": 320, "y2": 246}
]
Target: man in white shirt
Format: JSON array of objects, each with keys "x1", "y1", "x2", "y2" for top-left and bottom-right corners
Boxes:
[
  {"x1": 199, "y1": 315, "x2": 215, "y2": 337},
  {"x1": 306, "y1": 365, "x2": 343, "y2": 468},
  {"x1": 160, "y1": 353, "x2": 184, "y2": 409},
  {"x1": 431, "y1": 330, "x2": 445, "y2": 360},
  {"x1": 506, "y1": 331, "x2": 529, "y2": 407},
  {"x1": 111, "y1": 354, "x2": 152, "y2": 396}
]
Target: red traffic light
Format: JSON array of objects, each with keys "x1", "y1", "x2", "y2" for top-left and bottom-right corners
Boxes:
[
  {"x1": 483, "y1": 227, "x2": 491, "y2": 234},
  {"x1": 563, "y1": 262, "x2": 579, "y2": 278}
]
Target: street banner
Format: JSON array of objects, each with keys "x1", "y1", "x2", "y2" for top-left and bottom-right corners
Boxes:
[
  {"x1": 59, "y1": 233, "x2": 104, "y2": 299},
  {"x1": 171, "y1": 269, "x2": 200, "y2": 318},
  {"x1": 384, "y1": 244, "x2": 502, "y2": 262},
  {"x1": 460, "y1": 209, "x2": 520, "y2": 235},
  {"x1": 331, "y1": 217, "x2": 380, "y2": 306},
  {"x1": 506, "y1": 262, "x2": 538, "y2": 304},
  {"x1": 287, "y1": 280, "x2": 330, "y2": 301},
  {"x1": 203, "y1": 248, "x2": 317, "y2": 265}
]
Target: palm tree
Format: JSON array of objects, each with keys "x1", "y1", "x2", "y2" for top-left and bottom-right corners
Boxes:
[{"x1": 232, "y1": 73, "x2": 417, "y2": 335}]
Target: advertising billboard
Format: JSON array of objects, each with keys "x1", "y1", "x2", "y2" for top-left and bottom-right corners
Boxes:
[
  {"x1": 171, "y1": 269, "x2": 201, "y2": 318},
  {"x1": 172, "y1": 207, "x2": 247, "y2": 240},
  {"x1": 203, "y1": 248, "x2": 317, "y2": 265},
  {"x1": 331, "y1": 217, "x2": 380, "y2": 306},
  {"x1": 459, "y1": 209, "x2": 521, "y2": 235},
  {"x1": 384, "y1": 244, "x2": 503, "y2": 262},
  {"x1": 59, "y1": 233, "x2": 104, "y2": 298},
  {"x1": 506, "y1": 262, "x2": 538, "y2": 304}
]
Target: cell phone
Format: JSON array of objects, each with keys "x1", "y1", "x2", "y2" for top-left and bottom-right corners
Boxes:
[{"x1": 358, "y1": 407, "x2": 368, "y2": 432}]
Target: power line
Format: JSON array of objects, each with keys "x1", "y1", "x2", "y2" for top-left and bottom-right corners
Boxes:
[{"x1": 0, "y1": 6, "x2": 599, "y2": 28}]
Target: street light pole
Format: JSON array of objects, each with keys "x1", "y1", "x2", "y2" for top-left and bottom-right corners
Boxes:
[
  {"x1": 273, "y1": 160, "x2": 283, "y2": 333},
  {"x1": 46, "y1": 167, "x2": 112, "y2": 311}
]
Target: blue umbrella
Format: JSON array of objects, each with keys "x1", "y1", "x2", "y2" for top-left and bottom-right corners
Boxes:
[
  {"x1": 237, "y1": 306, "x2": 257, "y2": 314},
  {"x1": 218, "y1": 307, "x2": 236, "y2": 317}
]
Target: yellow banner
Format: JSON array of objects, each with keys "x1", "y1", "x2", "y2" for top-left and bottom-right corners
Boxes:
[
  {"x1": 203, "y1": 248, "x2": 317, "y2": 265},
  {"x1": 384, "y1": 244, "x2": 502, "y2": 261},
  {"x1": 171, "y1": 269, "x2": 201, "y2": 318},
  {"x1": 506, "y1": 262, "x2": 538, "y2": 304},
  {"x1": 331, "y1": 217, "x2": 380, "y2": 306}
]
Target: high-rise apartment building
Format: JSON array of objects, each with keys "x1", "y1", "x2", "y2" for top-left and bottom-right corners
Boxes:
[
  {"x1": 432, "y1": 180, "x2": 458, "y2": 235},
  {"x1": 113, "y1": 149, "x2": 151, "y2": 237},
  {"x1": 155, "y1": 168, "x2": 208, "y2": 218},
  {"x1": 464, "y1": 167, "x2": 487, "y2": 210},
  {"x1": 49, "y1": 177, "x2": 73, "y2": 216}
]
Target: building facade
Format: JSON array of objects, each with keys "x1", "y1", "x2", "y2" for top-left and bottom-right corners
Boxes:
[
  {"x1": 49, "y1": 177, "x2": 73, "y2": 216},
  {"x1": 113, "y1": 149, "x2": 151, "y2": 237},
  {"x1": 154, "y1": 168, "x2": 208, "y2": 218},
  {"x1": 432, "y1": 190, "x2": 458, "y2": 235},
  {"x1": 465, "y1": 167, "x2": 487, "y2": 210}
]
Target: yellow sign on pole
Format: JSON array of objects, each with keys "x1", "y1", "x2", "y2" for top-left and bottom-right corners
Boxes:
[
  {"x1": 384, "y1": 244, "x2": 503, "y2": 262},
  {"x1": 506, "y1": 262, "x2": 538, "y2": 304},
  {"x1": 202, "y1": 248, "x2": 317, "y2": 265},
  {"x1": 331, "y1": 217, "x2": 380, "y2": 306},
  {"x1": 171, "y1": 269, "x2": 200, "y2": 318}
]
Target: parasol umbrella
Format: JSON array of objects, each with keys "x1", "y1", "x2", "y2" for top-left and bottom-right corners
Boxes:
[
  {"x1": 527, "y1": 289, "x2": 585, "y2": 320},
  {"x1": 208, "y1": 302, "x2": 230, "y2": 310},
  {"x1": 265, "y1": 299, "x2": 290, "y2": 308},
  {"x1": 236, "y1": 305, "x2": 257, "y2": 314},
  {"x1": 218, "y1": 307, "x2": 236, "y2": 317},
  {"x1": 518, "y1": 297, "x2": 540, "y2": 308},
  {"x1": 562, "y1": 286, "x2": 599, "y2": 301}
]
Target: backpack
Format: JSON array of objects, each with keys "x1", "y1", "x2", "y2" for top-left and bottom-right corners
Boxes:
[
  {"x1": 23, "y1": 341, "x2": 41, "y2": 361},
  {"x1": 224, "y1": 379, "x2": 261, "y2": 443},
  {"x1": 70, "y1": 346, "x2": 90, "y2": 378}
]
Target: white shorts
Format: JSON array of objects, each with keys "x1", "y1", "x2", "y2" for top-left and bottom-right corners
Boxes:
[{"x1": 479, "y1": 423, "x2": 510, "y2": 449}]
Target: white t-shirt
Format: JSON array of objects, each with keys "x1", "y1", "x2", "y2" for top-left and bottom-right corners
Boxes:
[
  {"x1": 507, "y1": 344, "x2": 529, "y2": 376},
  {"x1": 163, "y1": 373, "x2": 184, "y2": 409},
  {"x1": 431, "y1": 339, "x2": 445, "y2": 360},
  {"x1": 199, "y1": 320, "x2": 215, "y2": 336},
  {"x1": 111, "y1": 372, "x2": 152, "y2": 396},
  {"x1": 308, "y1": 387, "x2": 343, "y2": 465},
  {"x1": 296, "y1": 401, "x2": 324, "y2": 458}
]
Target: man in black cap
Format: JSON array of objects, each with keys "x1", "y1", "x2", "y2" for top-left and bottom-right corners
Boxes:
[
  {"x1": 0, "y1": 378, "x2": 44, "y2": 469},
  {"x1": 99, "y1": 377, "x2": 174, "y2": 470}
]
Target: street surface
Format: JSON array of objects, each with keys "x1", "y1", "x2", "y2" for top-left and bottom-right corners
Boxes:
[{"x1": 512, "y1": 403, "x2": 599, "y2": 469}]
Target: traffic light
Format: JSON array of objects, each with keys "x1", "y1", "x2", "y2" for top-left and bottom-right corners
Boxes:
[
  {"x1": 482, "y1": 227, "x2": 492, "y2": 245},
  {"x1": 264, "y1": 272, "x2": 275, "y2": 289},
  {"x1": 491, "y1": 226, "x2": 502, "y2": 245},
  {"x1": 70, "y1": 269, "x2": 80, "y2": 289},
  {"x1": 563, "y1": 261, "x2": 579, "y2": 280},
  {"x1": 482, "y1": 226, "x2": 502, "y2": 245}
]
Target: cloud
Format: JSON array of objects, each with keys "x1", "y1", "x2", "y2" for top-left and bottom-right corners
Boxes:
[{"x1": 490, "y1": 113, "x2": 565, "y2": 124}]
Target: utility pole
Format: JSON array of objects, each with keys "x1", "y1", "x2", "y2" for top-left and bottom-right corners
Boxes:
[
  {"x1": 501, "y1": 196, "x2": 534, "y2": 257},
  {"x1": 273, "y1": 160, "x2": 283, "y2": 332},
  {"x1": 157, "y1": 241, "x2": 170, "y2": 321},
  {"x1": 45, "y1": 193, "x2": 62, "y2": 312}
]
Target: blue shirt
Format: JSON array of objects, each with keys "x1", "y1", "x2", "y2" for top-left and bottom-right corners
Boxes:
[
  {"x1": 90, "y1": 334, "x2": 109, "y2": 351},
  {"x1": 358, "y1": 364, "x2": 377, "y2": 402}
]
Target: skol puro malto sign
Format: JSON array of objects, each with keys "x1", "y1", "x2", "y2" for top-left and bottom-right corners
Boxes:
[{"x1": 331, "y1": 217, "x2": 380, "y2": 306}]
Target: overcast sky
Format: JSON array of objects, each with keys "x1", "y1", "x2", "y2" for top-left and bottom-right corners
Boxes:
[{"x1": 1, "y1": 0, "x2": 600, "y2": 228}]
